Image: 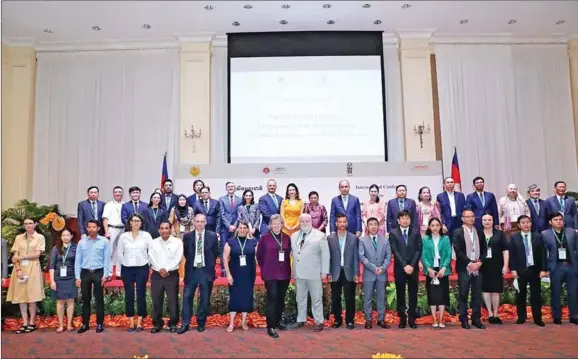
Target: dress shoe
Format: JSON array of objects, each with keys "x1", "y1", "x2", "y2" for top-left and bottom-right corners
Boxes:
[
  {"x1": 276, "y1": 323, "x2": 288, "y2": 331},
  {"x1": 77, "y1": 325, "x2": 89, "y2": 334},
  {"x1": 516, "y1": 318, "x2": 526, "y2": 325},
  {"x1": 398, "y1": 322, "x2": 406, "y2": 329},
  {"x1": 569, "y1": 318, "x2": 578, "y2": 325},
  {"x1": 96, "y1": 324, "x2": 104, "y2": 333},
  {"x1": 333, "y1": 322, "x2": 342, "y2": 329},
  {"x1": 151, "y1": 327, "x2": 162, "y2": 334},
  {"x1": 534, "y1": 321, "x2": 545, "y2": 327},
  {"x1": 409, "y1": 322, "x2": 417, "y2": 329},
  {"x1": 377, "y1": 321, "x2": 389, "y2": 329},
  {"x1": 494, "y1": 317, "x2": 503, "y2": 324},
  {"x1": 314, "y1": 323, "x2": 323, "y2": 332},
  {"x1": 488, "y1": 316, "x2": 496, "y2": 324},
  {"x1": 197, "y1": 325, "x2": 206, "y2": 332},
  {"x1": 472, "y1": 321, "x2": 486, "y2": 329},
  {"x1": 169, "y1": 327, "x2": 178, "y2": 333},
  {"x1": 461, "y1": 322, "x2": 470, "y2": 329},
  {"x1": 346, "y1": 323, "x2": 355, "y2": 330},
  {"x1": 365, "y1": 321, "x2": 372, "y2": 329},
  {"x1": 553, "y1": 319, "x2": 563, "y2": 325},
  {"x1": 177, "y1": 325, "x2": 190, "y2": 334},
  {"x1": 267, "y1": 327, "x2": 279, "y2": 338}
]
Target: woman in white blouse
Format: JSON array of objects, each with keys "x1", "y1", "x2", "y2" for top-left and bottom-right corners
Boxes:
[
  {"x1": 498, "y1": 184, "x2": 530, "y2": 239},
  {"x1": 117, "y1": 213, "x2": 153, "y2": 332}
]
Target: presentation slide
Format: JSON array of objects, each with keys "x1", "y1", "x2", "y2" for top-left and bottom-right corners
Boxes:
[{"x1": 229, "y1": 56, "x2": 386, "y2": 163}]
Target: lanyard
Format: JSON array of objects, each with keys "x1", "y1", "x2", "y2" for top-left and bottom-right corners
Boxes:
[
  {"x1": 237, "y1": 237, "x2": 247, "y2": 256},
  {"x1": 25, "y1": 233, "x2": 31, "y2": 254},
  {"x1": 270, "y1": 231, "x2": 283, "y2": 250},
  {"x1": 62, "y1": 244, "x2": 71, "y2": 265},
  {"x1": 553, "y1": 229, "x2": 565, "y2": 245},
  {"x1": 152, "y1": 208, "x2": 158, "y2": 222},
  {"x1": 484, "y1": 234, "x2": 492, "y2": 246}
]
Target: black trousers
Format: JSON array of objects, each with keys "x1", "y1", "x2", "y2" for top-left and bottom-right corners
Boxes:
[
  {"x1": 150, "y1": 270, "x2": 180, "y2": 328},
  {"x1": 181, "y1": 269, "x2": 211, "y2": 327},
  {"x1": 458, "y1": 271, "x2": 483, "y2": 323},
  {"x1": 516, "y1": 267, "x2": 542, "y2": 322},
  {"x1": 264, "y1": 279, "x2": 289, "y2": 329},
  {"x1": 330, "y1": 268, "x2": 356, "y2": 324},
  {"x1": 121, "y1": 264, "x2": 149, "y2": 317},
  {"x1": 395, "y1": 270, "x2": 419, "y2": 322},
  {"x1": 80, "y1": 268, "x2": 105, "y2": 326}
]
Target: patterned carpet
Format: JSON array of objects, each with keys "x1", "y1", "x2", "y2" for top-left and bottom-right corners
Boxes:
[{"x1": 2, "y1": 320, "x2": 578, "y2": 358}]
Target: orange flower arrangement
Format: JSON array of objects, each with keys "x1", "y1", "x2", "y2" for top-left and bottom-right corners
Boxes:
[
  {"x1": 39, "y1": 212, "x2": 57, "y2": 225},
  {"x1": 39, "y1": 212, "x2": 67, "y2": 231}
]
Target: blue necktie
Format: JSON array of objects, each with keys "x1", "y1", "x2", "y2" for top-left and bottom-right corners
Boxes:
[
  {"x1": 479, "y1": 193, "x2": 485, "y2": 207},
  {"x1": 399, "y1": 200, "x2": 405, "y2": 210},
  {"x1": 523, "y1": 234, "x2": 530, "y2": 257},
  {"x1": 560, "y1": 197, "x2": 566, "y2": 212},
  {"x1": 403, "y1": 230, "x2": 408, "y2": 244}
]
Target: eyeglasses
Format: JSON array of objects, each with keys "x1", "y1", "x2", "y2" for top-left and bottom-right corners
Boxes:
[
  {"x1": 23, "y1": 222, "x2": 35, "y2": 225},
  {"x1": 462, "y1": 215, "x2": 475, "y2": 219},
  {"x1": 131, "y1": 219, "x2": 142, "y2": 223}
]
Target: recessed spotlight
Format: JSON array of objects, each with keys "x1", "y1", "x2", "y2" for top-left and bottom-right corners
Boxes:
[
  {"x1": 232, "y1": 21, "x2": 241, "y2": 26},
  {"x1": 362, "y1": 3, "x2": 371, "y2": 8},
  {"x1": 42, "y1": 28, "x2": 52, "y2": 33},
  {"x1": 281, "y1": 4, "x2": 290, "y2": 9},
  {"x1": 508, "y1": 19, "x2": 517, "y2": 24},
  {"x1": 243, "y1": 4, "x2": 252, "y2": 9},
  {"x1": 556, "y1": 20, "x2": 566, "y2": 25},
  {"x1": 322, "y1": 3, "x2": 332, "y2": 8},
  {"x1": 373, "y1": 20, "x2": 382, "y2": 25},
  {"x1": 327, "y1": 19, "x2": 335, "y2": 25},
  {"x1": 92, "y1": 25, "x2": 101, "y2": 31},
  {"x1": 204, "y1": 5, "x2": 213, "y2": 10},
  {"x1": 142, "y1": 24, "x2": 151, "y2": 29},
  {"x1": 279, "y1": 20, "x2": 288, "y2": 25},
  {"x1": 459, "y1": 19, "x2": 469, "y2": 24},
  {"x1": 401, "y1": 3, "x2": 411, "y2": 8}
]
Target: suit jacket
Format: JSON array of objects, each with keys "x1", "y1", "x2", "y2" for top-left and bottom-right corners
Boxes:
[
  {"x1": 436, "y1": 191, "x2": 467, "y2": 231},
  {"x1": 182, "y1": 229, "x2": 219, "y2": 282},
  {"x1": 1, "y1": 238, "x2": 7, "y2": 279},
  {"x1": 235, "y1": 204, "x2": 261, "y2": 233},
  {"x1": 545, "y1": 195, "x2": 578, "y2": 229},
  {"x1": 160, "y1": 193, "x2": 179, "y2": 212},
  {"x1": 290, "y1": 229, "x2": 330, "y2": 280},
  {"x1": 465, "y1": 191, "x2": 499, "y2": 229},
  {"x1": 327, "y1": 232, "x2": 359, "y2": 281},
  {"x1": 453, "y1": 227, "x2": 488, "y2": 273},
  {"x1": 193, "y1": 199, "x2": 222, "y2": 232},
  {"x1": 329, "y1": 195, "x2": 362, "y2": 234},
  {"x1": 186, "y1": 193, "x2": 200, "y2": 209},
  {"x1": 526, "y1": 198, "x2": 549, "y2": 233},
  {"x1": 542, "y1": 228, "x2": 578, "y2": 273},
  {"x1": 386, "y1": 198, "x2": 418, "y2": 233},
  {"x1": 77, "y1": 199, "x2": 105, "y2": 235},
  {"x1": 509, "y1": 232, "x2": 547, "y2": 273},
  {"x1": 142, "y1": 207, "x2": 169, "y2": 239},
  {"x1": 258, "y1": 193, "x2": 283, "y2": 234},
  {"x1": 359, "y1": 234, "x2": 391, "y2": 282},
  {"x1": 389, "y1": 227, "x2": 422, "y2": 275},
  {"x1": 120, "y1": 200, "x2": 148, "y2": 225},
  {"x1": 219, "y1": 195, "x2": 242, "y2": 232}
]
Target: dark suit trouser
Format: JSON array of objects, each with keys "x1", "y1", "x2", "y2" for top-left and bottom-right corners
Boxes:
[
  {"x1": 516, "y1": 267, "x2": 542, "y2": 322},
  {"x1": 331, "y1": 268, "x2": 356, "y2": 324},
  {"x1": 80, "y1": 268, "x2": 105, "y2": 326},
  {"x1": 446, "y1": 218, "x2": 461, "y2": 245},
  {"x1": 394, "y1": 270, "x2": 418, "y2": 323},
  {"x1": 181, "y1": 268, "x2": 211, "y2": 327},
  {"x1": 264, "y1": 279, "x2": 289, "y2": 329},
  {"x1": 150, "y1": 270, "x2": 180, "y2": 328},
  {"x1": 457, "y1": 271, "x2": 482, "y2": 323},
  {"x1": 121, "y1": 264, "x2": 149, "y2": 317},
  {"x1": 550, "y1": 263, "x2": 578, "y2": 320}
]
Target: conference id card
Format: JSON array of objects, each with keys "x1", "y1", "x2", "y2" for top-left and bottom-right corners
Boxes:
[
  {"x1": 180, "y1": 224, "x2": 186, "y2": 233},
  {"x1": 21, "y1": 259, "x2": 29, "y2": 267},
  {"x1": 486, "y1": 248, "x2": 492, "y2": 259},
  {"x1": 558, "y1": 248, "x2": 567, "y2": 260},
  {"x1": 195, "y1": 254, "x2": 203, "y2": 266},
  {"x1": 527, "y1": 255, "x2": 534, "y2": 267},
  {"x1": 60, "y1": 266, "x2": 67, "y2": 277},
  {"x1": 239, "y1": 255, "x2": 247, "y2": 267},
  {"x1": 278, "y1": 251, "x2": 285, "y2": 262}
]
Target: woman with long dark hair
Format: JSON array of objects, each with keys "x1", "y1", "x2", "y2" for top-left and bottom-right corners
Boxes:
[
  {"x1": 49, "y1": 228, "x2": 77, "y2": 332},
  {"x1": 143, "y1": 192, "x2": 169, "y2": 238},
  {"x1": 236, "y1": 190, "x2": 261, "y2": 240}
]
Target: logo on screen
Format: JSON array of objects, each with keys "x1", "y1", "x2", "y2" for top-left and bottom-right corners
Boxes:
[
  {"x1": 262, "y1": 167, "x2": 270, "y2": 175},
  {"x1": 346, "y1": 162, "x2": 353, "y2": 176}
]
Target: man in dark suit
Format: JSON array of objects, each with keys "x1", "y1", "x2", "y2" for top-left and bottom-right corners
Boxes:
[
  {"x1": 160, "y1": 179, "x2": 178, "y2": 212},
  {"x1": 327, "y1": 214, "x2": 359, "y2": 329},
  {"x1": 465, "y1": 176, "x2": 499, "y2": 230},
  {"x1": 545, "y1": 181, "x2": 578, "y2": 230},
  {"x1": 436, "y1": 177, "x2": 467, "y2": 242},
  {"x1": 453, "y1": 208, "x2": 487, "y2": 329},
  {"x1": 389, "y1": 210, "x2": 422, "y2": 328},
  {"x1": 193, "y1": 186, "x2": 222, "y2": 233},
  {"x1": 386, "y1": 185, "x2": 418, "y2": 233},
  {"x1": 178, "y1": 214, "x2": 219, "y2": 334},
  {"x1": 542, "y1": 212, "x2": 578, "y2": 325},
  {"x1": 186, "y1": 179, "x2": 205, "y2": 208},
  {"x1": 120, "y1": 186, "x2": 148, "y2": 225},
  {"x1": 258, "y1": 179, "x2": 284, "y2": 234},
  {"x1": 218, "y1": 182, "x2": 242, "y2": 276},
  {"x1": 77, "y1": 185, "x2": 105, "y2": 238},
  {"x1": 526, "y1": 184, "x2": 549, "y2": 233},
  {"x1": 509, "y1": 215, "x2": 547, "y2": 326},
  {"x1": 330, "y1": 180, "x2": 362, "y2": 236}
]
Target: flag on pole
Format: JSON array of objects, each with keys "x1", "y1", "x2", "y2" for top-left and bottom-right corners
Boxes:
[
  {"x1": 161, "y1": 152, "x2": 169, "y2": 188},
  {"x1": 451, "y1": 147, "x2": 462, "y2": 191}
]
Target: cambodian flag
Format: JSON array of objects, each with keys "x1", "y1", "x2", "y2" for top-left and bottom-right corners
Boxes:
[
  {"x1": 161, "y1": 152, "x2": 168, "y2": 187},
  {"x1": 451, "y1": 147, "x2": 462, "y2": 191}
]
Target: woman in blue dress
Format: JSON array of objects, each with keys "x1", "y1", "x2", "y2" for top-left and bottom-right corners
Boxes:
[
  {"x1": 223, "y1": 220, "x2": 257, "y2": 332},
  {"x1": 49, "y1": 228, "x2": 77, "y2": 332}
]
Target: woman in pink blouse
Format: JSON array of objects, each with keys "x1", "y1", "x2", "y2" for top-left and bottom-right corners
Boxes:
[
  {"x1": 416, "y1": 186, "x2": 441, "y2": 236},
  {"x1": 302, "y1": 191, "x2": 328, "y2": 233},
  {"x1": 361, "y1": 184, "x2": 386, "y2": 236}
]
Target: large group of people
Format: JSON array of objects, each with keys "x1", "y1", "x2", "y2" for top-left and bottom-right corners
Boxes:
[{"x1": 2, "y1": 176, "x2": 577, "y2": 338}]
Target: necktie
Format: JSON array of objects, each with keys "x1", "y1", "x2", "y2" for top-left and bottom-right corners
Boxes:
[
  {"x1": 205, "y1": 200, "x2": 209, "y2": 212},
  {"x1": 403, "y1": 230, "x2": 408, "y2": 244},
  {"x1": 371, "y1": 236, "x2": 377, "y2": 250},
  {"x1": 342, "y1": 196, "x2": 348, "y2": 209},
  {"x1": 560, "y1": 197, "x2": 566, "y2": 211},
  {"x1": 230, "y1": 196, "x2": 234, "y2": 209},
  {"x1": 166, "y1": 195, "x2": 171, "y2": 208},
  {"x1": 196, "y1": 233, "x2": 203, "y2": 267},
  {"x1": 91, "y1": 201, "x2": 97, "y2": 218},
  {"x1": 133, "y1": 202, "x2": 138, "y2": 213},
  {"x1": 272, "y1": 195, "x2": 279, "y2": 209},
  {"x1": 399, "y1": 199, "x2": 404, "y2": 210},
  {"x1": 534, "y1": 199, "x2": 540, "y2": 213},
  {"x1": 479, "y1": 193, "x2": 485, "y2": 207},
  {"x1": 523, "y1": 234, "x2": 530, "y2": 257}
]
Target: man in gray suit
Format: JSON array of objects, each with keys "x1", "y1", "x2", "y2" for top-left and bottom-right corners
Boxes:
[
  {"x1": 291, "y1": 213, "x2": 330, "y2": 332},
  {"x1": 359, "y1": 217, "x2": 392, "y2": 329},
  {"x1": 327, "y1": 213, "x2": 359, "y2": 329}
]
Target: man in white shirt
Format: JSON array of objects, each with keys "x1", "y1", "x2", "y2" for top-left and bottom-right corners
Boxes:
[
  {"x1": 102, "y1": 186, "x2": 125, "y2": 277},
  {"x1": 436, "y1": 177, "x2": 467, "y2": 241},
  {"x1": 149, "y1": 221, "x2": 183, "y2": 333}
]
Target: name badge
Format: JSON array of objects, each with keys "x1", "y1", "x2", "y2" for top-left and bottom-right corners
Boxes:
[
  {"x1": 278, "y1": 251, "x2": 285, "y2": 262},
  {"x1": 21, "y1": 259, "x2": 29, "y2": 267},
  {"x1": 195, "y1": 254, "x2": 203, "y2": 266},
  {"x1": 239, "y1": 255, "x2": 247, "y2": 267},
  {"x1": 180, "y1": 224, "x2": 186, "y2": 233},
  {"x1": 486, "y1": 248, "x2": 493, "y2": 259},
  {"x1": 559, "y1": 248, "x2": 567, "y2": 260},
  {"x1": 527, "y1": 255, "x2": 534, "y2": 267},
  {"x1": 60, "y1": 265, "x2": 67, "y2": 277}
]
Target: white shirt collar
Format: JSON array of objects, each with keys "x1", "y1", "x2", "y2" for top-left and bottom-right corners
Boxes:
[{"x1": 400, "y1": 226, "x2": 409, "y2": 232}]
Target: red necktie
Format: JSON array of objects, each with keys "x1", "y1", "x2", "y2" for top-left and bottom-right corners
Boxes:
[{"x1": 230, "y1": 196, "x2": 234, "y2": 209}]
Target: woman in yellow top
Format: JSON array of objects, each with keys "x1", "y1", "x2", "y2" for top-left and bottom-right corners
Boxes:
[{"x1": 280, "y1": 183, "x2": 304, "y2": 236}]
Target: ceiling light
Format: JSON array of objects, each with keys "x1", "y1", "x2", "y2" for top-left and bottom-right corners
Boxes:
[
  {"x1": 232, "y1": 21, "x2": 241, "y2": 26},
  {"x1": 459, "y1": 19, "x2": 469, "y2": 24},
  {"x1": 279, "y1": 20, "x2": 288, "y2": 25},
  {"x1": 142, "y1": 24, "x2": 151, "y2": 29},
  {"x1": 322, "y1": 3, "x2": 332, "y2": 8},
  {"x1": 243, "y1": 4, "x2": 252, "y2": 9},
  {"x1": 373, "y1": 20, "x2": 382, "y2": 25},
  {"x1": 401, "y1": 3, "x2": 411, "y2": 8},
  {"x1": 42, "y1": 28, "x2": 52, "y2": 33},
  {"x1": 281, "y1": 4, "x2": 290, "y2": 9},
  {"x1": 327, "y1": 20, "x2": 335, "y2": 25},
  {"x1": 508, "y1": 19, "x2": 517, "y2": 24},
  {"x1": 204, "y1": 5, "x2": 213, "y2": 10},
  {"x1": 92, "y1": 25, "x2": 101, "y2": 31},
  {"x1": 556, "y1": 20, "x2": 566, "y2": 25},
  {"x1": 362, "y1": 3, "x2": 371, "y2": 8}
]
